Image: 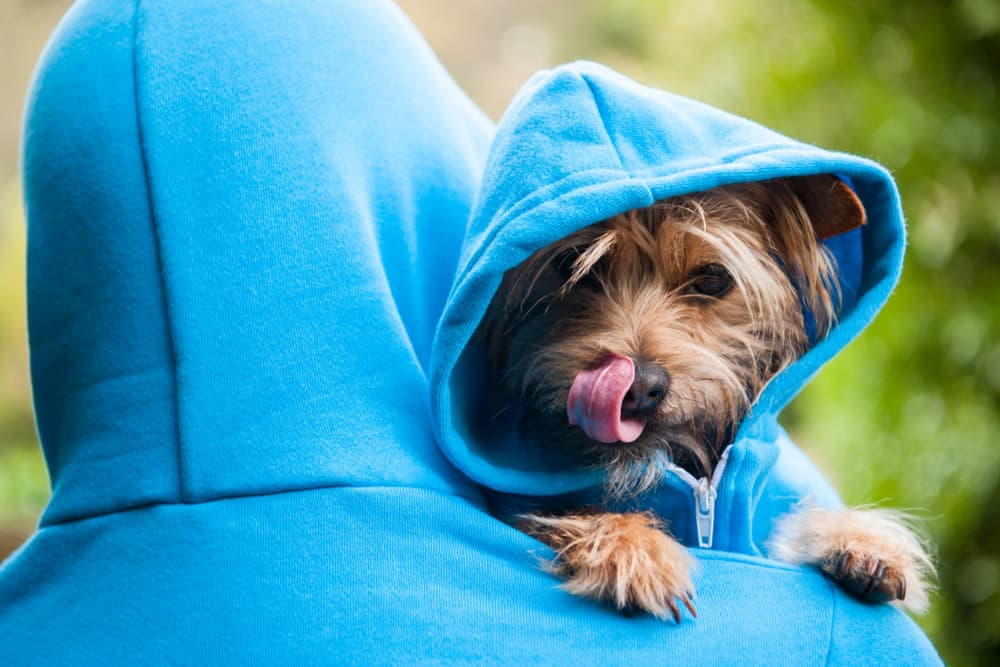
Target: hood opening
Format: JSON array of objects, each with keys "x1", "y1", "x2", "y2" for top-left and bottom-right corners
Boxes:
[
  {"x1": 431, "y1": 62, "x2": 905, "y2": 500},
  {"x1": 449, "y1": 322, "x2": 604, "y2": 492}
]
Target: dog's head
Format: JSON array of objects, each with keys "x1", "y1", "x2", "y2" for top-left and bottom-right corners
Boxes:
[{"x1": 481, "y1": 175, "x2": 864, "y2": 496}]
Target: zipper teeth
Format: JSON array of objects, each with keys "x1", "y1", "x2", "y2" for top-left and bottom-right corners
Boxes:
[
  {"x1": 664, "y1": 445, "x2": 732, "y2": 493},
  {"x1": 710, "y1": 446, "x2": 732, "y2": 490},
  {"x1": 663, "y1": 446, "x2": 733, "y2": 549}
]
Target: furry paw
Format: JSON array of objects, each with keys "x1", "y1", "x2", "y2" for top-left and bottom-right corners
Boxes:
[
  {"x1": 519, "y1": 511, "x2": 696, "y2": 622},
  {"x1": 768, "y1": 506, "x2": 934, "y2": 613},
  {"x1": 821, "y1": 549, "x2": 907, "y2": 603}
]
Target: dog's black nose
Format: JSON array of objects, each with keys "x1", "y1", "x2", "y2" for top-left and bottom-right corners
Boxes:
[{"x1": 622, "y1": 361, "x2": 670, "y2": 415}]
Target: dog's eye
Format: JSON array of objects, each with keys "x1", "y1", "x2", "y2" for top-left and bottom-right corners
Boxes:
[{"x1": 686, "y1": 263, "x2": 733, "y2": 298}]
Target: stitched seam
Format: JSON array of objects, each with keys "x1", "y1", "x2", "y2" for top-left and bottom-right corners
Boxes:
[
  {"x1": 130, "y1": 0, "x2": 186, "y2": 502},
  {"x1": 823, "y1": 575, "x2": 838, "y2": 666},
  {"x1": 579, "y1": 72, "x2": 629, "y2": 175},
  {"x1": 459, "y1": 69, "x2": 637, "y2": 275},
  {"x1": 693, "y1": 550, "x2": 812, "y2": 573},
  {"x1": 38, "y1": 483, "x2": 487, "y2": 528}
]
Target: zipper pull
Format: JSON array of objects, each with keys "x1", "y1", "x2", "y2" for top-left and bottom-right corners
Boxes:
[{"x1": 694, "y1": 477, "x2": 717, "y2": 548}]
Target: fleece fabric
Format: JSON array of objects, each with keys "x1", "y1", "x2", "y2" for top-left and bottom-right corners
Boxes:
[
  {"x1": 431, "y1": 62, "x2": 900, "y2": 553},
  {"x1": 0, "y1": 0, "x2": 939, "y2": 665}
]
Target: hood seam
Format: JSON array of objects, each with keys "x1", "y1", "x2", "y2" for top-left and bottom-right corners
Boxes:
[
  {"x1": 34, "y1": 483, "x2": 487, "y2": 529},
  {"x1": 579, "y1": 72, "x2": 629, "y2": 174},
  {"x1": 130, "y1": 0, "x2": 186, "y2": 503},
  {"x1": 450, "y1": 68, "x2": 656, "y2": 289}
]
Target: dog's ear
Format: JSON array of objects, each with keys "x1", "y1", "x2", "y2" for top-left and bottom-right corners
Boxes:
[{"x1": 786, "y1": 174, "x2": 866, "y2": 240}]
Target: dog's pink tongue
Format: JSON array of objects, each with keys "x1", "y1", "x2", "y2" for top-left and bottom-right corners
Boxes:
[{"x1": 567, "y1": 355, "x2": 646, "y2": 444}]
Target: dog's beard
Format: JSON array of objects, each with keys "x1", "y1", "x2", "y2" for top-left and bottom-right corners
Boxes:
[
  {"x1": 519, "y1": 407, "x2": 722, "y2": 499},
  {"x1": 482, "y1": 180, "x2": 838, "y2": 498},
  {"x1": 508, "y1": 293, "x2": 787, "y2": 496}
]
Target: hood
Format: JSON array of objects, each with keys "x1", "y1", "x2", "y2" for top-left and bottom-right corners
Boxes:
[
  {"x1": 430, "y1": 62, "x2": 904, "y2": 549},
  {"x1": 4, "y1": 6, "x2": 941, "y2": 664},
  {"x1": 23, "y1": 0, "x2": 493, "y2": 525}
]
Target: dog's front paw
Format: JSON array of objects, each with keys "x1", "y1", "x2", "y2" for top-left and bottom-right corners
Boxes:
[
  {"x1": 821, "y1": 548, "x2": 906, "y2": 603},
  {"x1": 520, "y1": 511, "x2": 696, "y2": 622},
  {"x1": 768, "y1": 506, "x2": 934, "y2": 613}
]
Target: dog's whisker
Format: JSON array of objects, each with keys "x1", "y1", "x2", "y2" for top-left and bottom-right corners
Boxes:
[{"x1": 491, "y1": 402, "x2": 521, "y2": 421}]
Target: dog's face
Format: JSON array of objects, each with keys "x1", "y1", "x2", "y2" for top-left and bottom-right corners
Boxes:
[{"x1": 482, "y1": 176, "x2": 862, "y2": 495}]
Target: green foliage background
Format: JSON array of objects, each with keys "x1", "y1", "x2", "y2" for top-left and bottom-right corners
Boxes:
[{"x1": 1, "y1": 1, "x2": 996, "y2": 664}]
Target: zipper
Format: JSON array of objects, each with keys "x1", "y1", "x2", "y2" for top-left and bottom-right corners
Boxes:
[
  {"x1": 664, "y1": 447, "x2": 731, "y2": 549},
  {"x1": 693, "y1": 477, "x2": 716, "y2": 548}
]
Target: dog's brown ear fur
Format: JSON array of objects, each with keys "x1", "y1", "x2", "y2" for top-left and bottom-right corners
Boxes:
[{"x1": 786, "y1": 174, "x2": 866, "y2": 240}]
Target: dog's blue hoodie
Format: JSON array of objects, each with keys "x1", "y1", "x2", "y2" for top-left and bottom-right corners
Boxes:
[
  {"x1": 431, "y1": 62, "x2": 891, "y2": 554},
  {"x1": 0, "y1": 0, "x2": 939, "y2": 664}
]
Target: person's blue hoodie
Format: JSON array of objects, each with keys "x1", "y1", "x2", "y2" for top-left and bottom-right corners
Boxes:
[{"x1": 0, "y1": 1, "x2": 940, "y2": 665}]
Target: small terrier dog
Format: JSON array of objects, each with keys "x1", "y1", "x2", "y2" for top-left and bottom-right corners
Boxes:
[{"x1": 480, "y1": 175, "x2": 933, "y2": 621}]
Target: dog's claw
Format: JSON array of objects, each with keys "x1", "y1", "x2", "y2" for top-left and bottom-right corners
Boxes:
[
  {"x1": 834, "y1": 551, "x2": 850, "y2": 579},
  {"x1": 824, "y1": 550, "x2": 907, "y2": 604},
  {"x1": 865, "y1": 561, "x2": 887, "y2": 597},
  {"x1": 667, "y1": 599, "x2": 681, "y2": 624},
  {"x1": 682, "y1": 594, "x2": 697, "y2": 619}
]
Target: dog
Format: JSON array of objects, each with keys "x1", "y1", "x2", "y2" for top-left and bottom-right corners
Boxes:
[{"x1": 479, "y1": 175, "x2": 933, "y2": 621}]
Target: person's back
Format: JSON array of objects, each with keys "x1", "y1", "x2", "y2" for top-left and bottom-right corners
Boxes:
[{"x1": 0, "y1": 1, "x2": 940, "y2": 664}]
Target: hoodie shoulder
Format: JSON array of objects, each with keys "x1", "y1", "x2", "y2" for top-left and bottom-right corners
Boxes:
[{"x1": 827, "y1": 592, "x2": 943, "y2": 666}]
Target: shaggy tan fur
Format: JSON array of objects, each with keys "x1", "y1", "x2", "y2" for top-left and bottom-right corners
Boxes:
[
  {"x1": 768, "y1": 506, "x2": 935, "y2": 613},
  {"x1": 519, "y1": 511, "x2": 696, "y2": 622},
  {"x1": 484, "y1": 177, "x2": 840, "y2": 486},
  {"x1": 481, "y1": 175, "x2": 933, "y2": 619}
]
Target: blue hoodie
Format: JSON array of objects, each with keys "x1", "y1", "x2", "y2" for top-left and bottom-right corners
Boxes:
[
  {"x1": 0, "y1": 1, "x2": 939, "y2": 665},
  {"x1": 430, "y1": 61, "x2": 895, "y2": 556}
]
